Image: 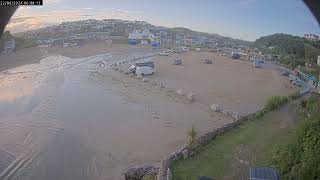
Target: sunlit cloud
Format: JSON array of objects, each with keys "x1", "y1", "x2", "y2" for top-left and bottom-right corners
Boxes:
[
  {"x1": 6, "y1": 7, "x2": 144, "y2": 33},
  {"x1": 44, "y1": 0, "x2": 62, "y2": 5}
]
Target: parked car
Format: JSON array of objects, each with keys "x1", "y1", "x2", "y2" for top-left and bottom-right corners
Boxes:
[
  {"x1": 289, "y1": 74, "x2": 302, "y2": 86},
  {"x1": 159, "y1": 52, "x2": 169, "y2": 56},
  {"x1": 231, "y1": 53, "x2": 240, "y2": 59},
  {"x1": 128, "y1": 62, "x2": 154, "y2": 73},
  {"x1": 181, "y1": 47, "x2": 190, "y2": 52},
  {"x1": 135, "y1": 65, "x2": 154, "y2": 76},
  {"x1": 280, "y1": 70, "x2": 290, "y2": 76},
  {"x1": 172, "y1": 58, "x2": 182, "y2": 65}
]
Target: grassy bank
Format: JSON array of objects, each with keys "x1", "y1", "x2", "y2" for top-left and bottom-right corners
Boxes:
[
  {"x1": 271, "y1": 94, "x2": 320, "y2": 180},
  {"x1": 171, "y1": 95, "x2": 303, "y2": 180}
]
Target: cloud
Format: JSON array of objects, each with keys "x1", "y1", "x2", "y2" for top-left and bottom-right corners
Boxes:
[
  {"x1": 44, "y1": 0, "x2": 62, "y2": 5},
  {"x1": 238, "y1": 0, "x2": 256, "y2": 6},
  {"x1": 6, "y1": 7, "x2": 144, "y2": 33},
  {"x1": 99, "y1": 8, "x2": 143, "y2": 14}
]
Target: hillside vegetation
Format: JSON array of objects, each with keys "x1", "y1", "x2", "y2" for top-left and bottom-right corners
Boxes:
[
  {"x1": 271, "y1": 94, "x2": 320, "y2": 180},
  {"x1": 254, "y1": 33, "x2": 320, "y2": 68}
]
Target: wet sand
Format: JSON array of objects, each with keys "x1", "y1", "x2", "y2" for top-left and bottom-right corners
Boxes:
[
  {"x1": 0, "y1": 47, "x2": 296, "y2": 180},
  {"x1": 0, "y1": 42, "x2": 152, "y2": 72}
]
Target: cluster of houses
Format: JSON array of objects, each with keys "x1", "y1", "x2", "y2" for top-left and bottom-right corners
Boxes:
[
  {"x1": 0, "y1": 19, "x2": 258, "y2": 58},
  {"x1": 20, "y1": 19, "x2": 235, "y2": 49},
  {"x1": 304, "y1": 33, "x2": 320, "y2": 41},
  {"x1": 2, "y1": 39, "x2": 16, "y2": 55}
]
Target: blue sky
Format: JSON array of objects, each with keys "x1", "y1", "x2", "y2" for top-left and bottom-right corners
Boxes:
[{"x1": 7, "y1": 0, "x2": 320, "y2": 41}]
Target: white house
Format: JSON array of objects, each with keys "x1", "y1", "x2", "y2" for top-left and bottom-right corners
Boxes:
[{"x1": 304, "y1": 34, "x2": 319, "y2": 41}]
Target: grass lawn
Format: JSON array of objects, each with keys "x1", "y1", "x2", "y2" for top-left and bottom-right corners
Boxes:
[{"x1": 171, "y1": 100, "x2": 304, "y2": 180}]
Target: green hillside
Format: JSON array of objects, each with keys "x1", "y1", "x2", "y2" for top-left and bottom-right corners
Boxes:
[{"x1": 254, "y1": 33, "x2": 320, "y2": 68}]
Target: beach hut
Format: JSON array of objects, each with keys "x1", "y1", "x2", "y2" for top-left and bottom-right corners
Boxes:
[
  {"x1": 152, "y1": 41, "x2": 160, "y2": 48},
  {"x1": 128, "y1": 39, "x2": 138, "y2": 45}
]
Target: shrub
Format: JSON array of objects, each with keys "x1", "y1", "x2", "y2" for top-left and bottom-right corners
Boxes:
[
  {"x1": 187, "y1": 126, "x2": 198, "y2": 149},
  {"x1": 300, "y1": 100, "x2": 307, "y2": 109},
  {"x1": 254, "y1": 111, "x2": 265, "y2": 119},
  {"x1": 142, "y1": 175, "x2": 156, "y2": 180},
  {"x1": 271, "y1": 95, "x2": 320, "y2": 180},
  {"x1": 264, "y1": 96, "x2": 289, "y2": 111},
  {"x1": 306, "y1": 94, "x2": 320, "y2": 114}
]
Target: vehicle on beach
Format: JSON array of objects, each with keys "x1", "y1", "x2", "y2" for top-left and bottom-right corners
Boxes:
[
  {"x1": 128, "y1": 62, "x2": 155, "y2": 73},
  {"x1": 135, "y1": 65, "x2": 155, "y2": 76},
  {"x1": 231, "y1": 52, "x2": 240, "y2": 59},
  {"x1": 172, "y1": 58, "x2": 182, "y2": 65},
  {"x1": 289, "y1": 74, "x2": 302, "y2": 86},
  {"x1": 159, "y1": 52, "x2": 169, "y2": 56},
  {"x1": 182, "y1": 47, "x2": 190, "y2": 52},
  {"x1": 203, "y1": 59, "x2": 213, "y2": 64}
]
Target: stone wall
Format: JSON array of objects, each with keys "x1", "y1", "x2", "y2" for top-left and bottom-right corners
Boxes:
[
  {"x1": 156, "y1": 112, "x2": 256, "y2": 180},
  {"x1": 123, "y1": 112, "x2": 256, "y2": 180},
  {"x1": 124, "y1": 165, "x2": 159, "y2": 180}
]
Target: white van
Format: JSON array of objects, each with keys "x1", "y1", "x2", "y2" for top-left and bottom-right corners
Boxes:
[{"x1": 136, "y1": 66, "x2": 154, "y2": 76}]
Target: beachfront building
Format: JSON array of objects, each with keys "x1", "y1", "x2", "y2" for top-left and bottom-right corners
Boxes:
[
  {"x1": 128, "y1": 29, "x2": 155, "y2": 44},
  {"x1": 108, "y1": 31, "x2": 127, "y2": 44},
  {"x1": 2, "y1": 39, "x2": 16, "y2": 54},
  {"x1": 37, "y1": 38, "x2": 54, "y2": 47},
  {"x1": 304, "y1": 33, "x2": 319, "y2": 41},
  {"x1": 74, "y1": 34, "x2": 86, "y2": 40},
  {"x1": 84, "y1": 32, "x2": 110, "y2": 40}
]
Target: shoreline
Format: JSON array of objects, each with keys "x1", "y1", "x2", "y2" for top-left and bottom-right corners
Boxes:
[{"x1": 0, "y1": 42, "x2": 155, "y2": 72}]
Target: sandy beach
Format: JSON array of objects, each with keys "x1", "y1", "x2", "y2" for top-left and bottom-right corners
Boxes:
[{"x1": 0, "y1": 44, "x2": 297, "y2": 180}]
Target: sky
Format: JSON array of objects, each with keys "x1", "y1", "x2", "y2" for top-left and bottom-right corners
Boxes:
[{"x1": 6, "y1": 0, "x2": 320, "y2": 41}]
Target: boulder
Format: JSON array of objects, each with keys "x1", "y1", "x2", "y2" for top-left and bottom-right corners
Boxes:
[
  {"x1": 222, "y1": 110, "x2": 231, "y2": 116},
  {"x1": 177, "y1": 89, "x2": 184, "y2": 96},
  {"x1": 210, "y1": 104, "x2": 223, "y2": 112},
  {"x1": 142, "y1": 78, "x2": 149, "y2": 82},
  {"x1": 166, "y1": 168, "x2": 172, "y2": 180},
  {"x1": 182, "y1": 149, "x2": 188, "y2": 159},
  {"x1": 187, "y1": 92, "x2": 195, "y2": 102},
  {"x1": 231, "y1": 112, "x2": 241, "y2": 120}
]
